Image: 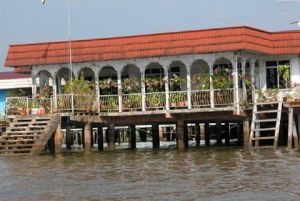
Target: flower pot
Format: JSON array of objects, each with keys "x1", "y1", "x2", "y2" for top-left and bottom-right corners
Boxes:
[
  {"x1": 31, "y1": 108, "x2": 39, "y2": 115},
  {"x1": 39, "y1": 108, "x2": 46, "y2": 115}
]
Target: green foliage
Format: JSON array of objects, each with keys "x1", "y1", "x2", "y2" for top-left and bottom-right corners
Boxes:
[
  {"x1": 63, "y1": 76, "x2": 94, "y2": 95},
  {"x1": 122, "y1": 77, "x2": 141, "y2": 94},
  {"x1": 278, "y1": 64, "x2": 290, "y2": 88},
  {"x1": 211, "y1": 67, "x2": 233, "y2": 89},
  {"x1": 144, "y1": 77, "x2": 165, "y2": 92},
  {"x1": 192, "y1": 73, "x2": 210, "y2": 90},
  {"x1": 169, "y1": 74, "x2": 185, "y2": 91},
  {"x1": 99, "y1": 78, "x2": 118, "y2": 95}
]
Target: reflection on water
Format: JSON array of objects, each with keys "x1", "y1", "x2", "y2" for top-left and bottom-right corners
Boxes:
[{"x1": 0, "y1": 148, "x2": 300, "y2": 201}]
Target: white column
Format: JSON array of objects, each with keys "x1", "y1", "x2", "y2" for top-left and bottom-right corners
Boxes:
[
  {"x1": 95, "y1": 73, "x2": 100, "y2": 113},
  {"x1": 165, "y1": 69, "x2": 170, "y2": 110},
  {"x1": 141, "y1": 72, "x2": 146, "y2": 111},
  {"x1": 250, "y1": 59, "x2": 256, "y2": 103},
  {"x1": 241, "y1": 59, "x2": 247, "y2": 103},
  {"x1": 32, "y1": 76, "x2": 37, "y2": 98},
  {"x1": 187, "y1": 67, "x2": 192, "y2": 109},
  {"x1": 51, "y1": 72, "x2": 57, "y2": 109},
  {"x1": 232, "y1": 57, "x2": 240, "y2": 115},
  {"x1": 209, "y1": 61, "x2": 215, "y2": 108},
  {"x1": 117, "y1": 71, "x2": 122, "y2": 112}
]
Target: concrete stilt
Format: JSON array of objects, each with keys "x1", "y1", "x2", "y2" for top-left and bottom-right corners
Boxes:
[
  {"x1": 225, "y1": 122, "x2": 230, "y2": 146},
  {"x1": 238, "y1": 122, "x2": 243, "y2": 146},
  {"x1": 216, "y1": 121, "x2": 222, "y2": 146},
  {"x1": 159, "y1": 126, "x2": 164, "y2": 141},
  {"x1": 205, "y1": 123, "x2": 210, "y2": 146},
  {"x1": 54, "y1": 122, "x2": 62, "y2": 154},
  {"x1": 108, "y1": 122, "x2": 115, "y2": 150},
  {"x1": 66, "y1": 125, "x2": 72, "y2": 150},
  {"x1": 130, "y1": 125, "x2": 136, "y2": 149},
  {"x1": 195, "y1": 123, "x2": 200, "y2": 147},
  {"x1": 84, "y1": 122, "x2": 92, "y2": 150},
  {"x1": 184, "y1": 123, "x2": 189, "y2": 148},
  {"x1": 152, "y1": 124, "x2": 160, "y2": 149},
  {"x1": 97, "y1": 126, "x2": 103, "y2": 151},
  {"x1": 243, "y1": 119, "x2": 250, "y2": 147},
  {"x1": 177, "y1": 120, "x2": 185, "y2": 149}
]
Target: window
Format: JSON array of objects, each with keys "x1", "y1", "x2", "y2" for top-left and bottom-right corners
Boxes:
[{"x1": 265, "y1": 60, "x2": 290, "y2": 89}]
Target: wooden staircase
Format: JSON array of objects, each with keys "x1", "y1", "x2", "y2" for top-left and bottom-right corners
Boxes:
[
  {"x1": 0, "y1": 115, "x2": 60, "y2": 155},
  {"x1": 249, "y1": 98, "x2": 283, "y2": 148}
]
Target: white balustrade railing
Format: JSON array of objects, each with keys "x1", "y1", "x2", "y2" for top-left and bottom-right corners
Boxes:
[
  {"x1": 57, "y1": 94, "x2": 73, "y2": 112},
  {"x1": 99, "y1": 94, "x2": 119, "y2": 112},
  {"x1": 169, "y1": 91, "x2": 188, "y2": 108},
  {"x1": 191, "y1": 90, "x2": 210, "y2": 108},
  {"x1": 214, "y1": 89, "x2": 234, "y2": 107},
  {"x1": 73, "y1": 94, "x2": 97, "y2": 112},
  {"x1": 4, "y1": 88, "x2": 244, "y2": 115},
  {"x1": 145, "y1": 92, "x2": 166, "y2": 110},
  {"x1": 5, "y1": 97, "x2": 53, "y2": 115},
  {"x1": 122, "y1": 93, "x2": 142, "y2": 111}
]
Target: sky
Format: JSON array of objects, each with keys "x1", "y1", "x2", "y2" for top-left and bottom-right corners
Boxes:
[{"x1": 1, "y1": 0, "x2": 300, "y2": 72}]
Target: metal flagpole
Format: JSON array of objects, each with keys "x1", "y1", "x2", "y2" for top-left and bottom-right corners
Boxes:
[{"x1": 41, "y1": 0, "x2": 73, "y2": 84}]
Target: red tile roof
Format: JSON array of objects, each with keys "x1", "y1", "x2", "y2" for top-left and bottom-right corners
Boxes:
[
  {"x1": 4, "y1": 26, "x2": 300, "y2": 68},
  {"x1": 0, "y1": 72, "x2": 30, "y2": 80}
]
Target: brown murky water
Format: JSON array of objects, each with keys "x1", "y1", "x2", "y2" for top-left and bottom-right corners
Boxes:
[{"x1": 0, "y1": 148, "x2": 300, "y2": 201}]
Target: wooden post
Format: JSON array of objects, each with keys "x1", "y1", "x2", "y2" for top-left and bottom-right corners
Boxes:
[
  {"x1": 225, "y1": 122, "x2": 230, "y2": 146},
  {"x1": 195, "y1": 123, "x2": 201, "y2": 147},
  {"x1": 54, "y1": 122, "x2": 62, "y2": 154},
  {"x1": 130, "y1": 125, "x2": 136, "y2": 149},
  {"x1": 108, "y1": 122, "x2": 115, "y2": 150},
  {"x1": 159, "y1": 126, "x2": 164, "y2": 141},
  {"x1": 292, "y1": 119, "x2": 299, "y2": 149},
  {"x1": 288, "y1": 107, "x2": 294, "y2": 149},
  {"x1": 237, "y1": 122, "x2": 243, "y2": 145},
  {"x1": 97, "y1": 125, "x2": 103, "y2": 151},
  {"x1": 65, "y1": 125, "x2": 72, "y2": 150},
  {"x1": 243, "y1": 119, "x2": 250, "y2": 147},
  {"x1": 152, "y1": 124, "x2": 160, "y2": 149},
  {"x1": 184, "y1": 123, "x2": 189, "y2": 148},
  {"x1": 216, "y1": 121, "x2": 222, "y2": 146},
  {"x1": 205, "y1": 123, "x2": 210, "y2": 146},
  {"x1": 84, "y1": 122, "x2": 92, "y2": 150},
  {"x1": 177, "y1": 120, "x2": 185, "y2": 149}
]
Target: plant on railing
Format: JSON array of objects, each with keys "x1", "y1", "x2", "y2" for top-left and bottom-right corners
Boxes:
[
  {"x1": 212, "y1": 68, "x2": 233, "y2": 105},
  {"x1": 144, "y1": 77, "x2": 165, "y2": 92},
  {"x1": 39, "y1": 86, "x2": 51, "y2": 98},
  {"x1": 211, "y1": 67, "x2": 233, "y2": 89},
  {"x1": 146, "y1": 93, "x2": 164, "y2": 109},
  {"x1": 169, "y1": 93, "x2": 187, "y2": 107},
  {"x1": 63, "y1": 75, "x2": 94, "y2": 94},
  {"x1": 169, "y1": 74, "x2": 185, "y2": 91},
  {"x1": 63, "y1": 76, "x2": 95, "y2": 111},
  {"x1": 192, "y1": 73, "x2": 210, "y2": 90},
  {"x1": 123, "y1": 94, "x2": 142, "y2": 109},
  {"x1": 122, "y1": 77, "x2": 141, "y2": 94},
  {"x1": 257, "y1": 89, "x2": 279, "y2": 103},
  {"x1": 99, "y1": 78, "x2": 118, "y2": 95}
]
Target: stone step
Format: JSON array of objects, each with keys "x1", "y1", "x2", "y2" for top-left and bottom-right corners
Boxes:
[
  {"x1": 0, "y1": 139, "x2": 35, "y2": 143},
  {"x1": 0, "y1": 148, "x2": 32, "y2": 153},
  {"x1": 0, "y1": 144, "x2": 33, "y2": 148}
]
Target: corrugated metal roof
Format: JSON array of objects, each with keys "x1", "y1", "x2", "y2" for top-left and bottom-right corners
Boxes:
[{"x1": 5, "y1": 26, "x2": 300, "y2": 67}]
